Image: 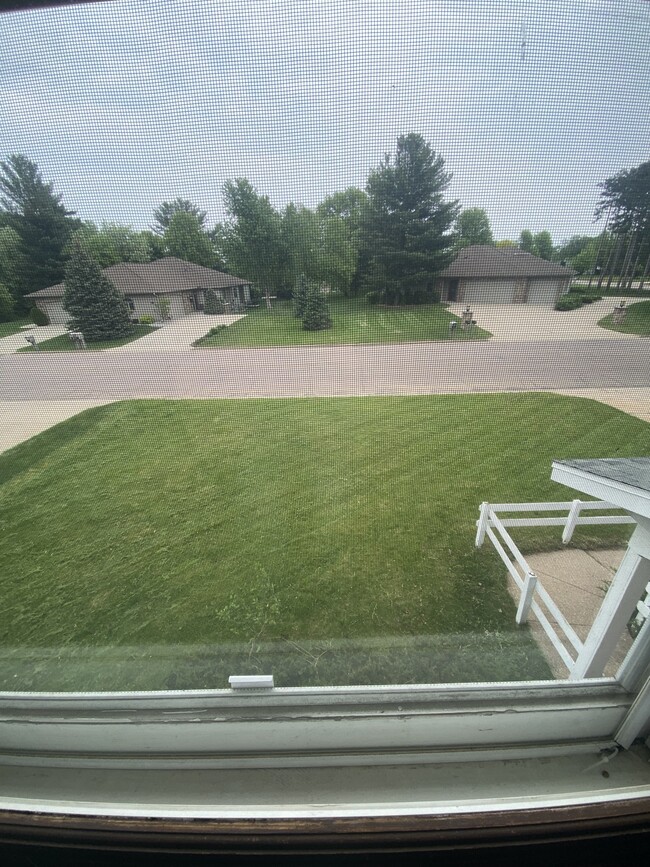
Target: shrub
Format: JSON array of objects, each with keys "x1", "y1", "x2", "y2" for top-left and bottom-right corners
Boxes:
[
  {"x1": 583, "y1": 294, "x2": 602, "y2": 303},
  {"x1": 204, "y1": 289, "x2": 226, "y2": 314},
  {"x1": 139, "y1": 315, "x2": 155, "y2": 324},
  {"x1": 156, "y1": 297, "x2": 171, "y2": 320},
  {"x1": 193, "y1": 325, "x2": 226, "y2": 346},
  {"x1": 30, "y1": 306, "x2": 50, "y2": 326},
  {"x1": 555, "y1": 296, "x2": 583, "y2": 311},
  {"x1": 366, "y1": 290, "x2": 381, "y2": 305}
]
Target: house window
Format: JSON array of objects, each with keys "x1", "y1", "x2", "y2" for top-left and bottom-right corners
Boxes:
[{"x1": 125, "y1": 297, "x2": 135, "y2": 312}]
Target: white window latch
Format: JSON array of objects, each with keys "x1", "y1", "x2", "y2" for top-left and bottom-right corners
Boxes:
[{"x1": 228, "y1": 675, "x2": 274, "y2": 689}]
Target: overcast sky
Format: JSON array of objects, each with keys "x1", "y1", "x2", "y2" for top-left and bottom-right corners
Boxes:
[{"x1": 2, "y1": 0, "x2": 650, "y2": 242}]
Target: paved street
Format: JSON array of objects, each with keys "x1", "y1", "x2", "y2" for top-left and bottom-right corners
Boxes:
[{"x1": 1, "y1": 338, "x2": 648, "y2": 400}]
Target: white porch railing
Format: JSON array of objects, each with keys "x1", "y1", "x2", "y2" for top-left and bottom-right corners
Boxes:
[{"x1": 475, "y1": 500, "x2": 637, "y2": 673}]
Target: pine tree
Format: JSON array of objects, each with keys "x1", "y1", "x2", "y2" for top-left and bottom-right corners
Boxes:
[
  {"x1": 293, "y1": 273, "x2": 310, "y2": 318},
  {"x1": 63, "y1": 243, "x2": 133, "y2": 341},
  {"x1": 362, "y1": 134, "x2": 459, "y2": 305},
  {"x1": 302, "y1": 285, "x2": 332, "y2": 331}
]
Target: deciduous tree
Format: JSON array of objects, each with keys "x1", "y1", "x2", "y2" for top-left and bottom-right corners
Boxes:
[
  {"x1": 0, "y1": 284, "x2": 14, "y2": 322},
  {"x1": 163, "y1": 211, "x2": 215, "y2": 267},
  {"x1": 220, "y1": 178, "x2": 290, "y2": 305},
  {"x1": 454, "y1": 208, "x2": 494, "y2": 249},
  {"x1": 66, "y1": 222, "x2": 152, "y2": 268},
  {"x1": 152, "y1": 198, "x2": 207, "y2": 236}
]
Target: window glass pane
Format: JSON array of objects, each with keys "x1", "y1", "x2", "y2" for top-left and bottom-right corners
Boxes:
[{"x1": 1, "y1": 0, "x2": 648, "y2": 691}]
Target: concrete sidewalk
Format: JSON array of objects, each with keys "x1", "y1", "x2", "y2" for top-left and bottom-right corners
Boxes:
[
  {"x1": 0, "y1": 400, "x2": 113, "y2": 453},
  {"x1": 448, "y1": 298, "x2": 639, "y2": 341},
  {"x1": 107, "y1": 313, "x2": 246, "y2": 351},
  {"x1": 0, "y1": 324, "x2": 68, "y2": 355},
  {"x1": 508, "y1": 547, "x2": 633, "y2": 678}
]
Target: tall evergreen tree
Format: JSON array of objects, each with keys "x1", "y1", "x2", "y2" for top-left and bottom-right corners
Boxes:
[
  {"x1": 293, "y1": 273, "x2": 310, "y2": 318},
  {"x1": 0, "y1": 154, "x2": 79, "y2": 306},
  {"x1": 362, "y1": 134, "x2": 459, "y2": 305},
  {"x1": 63, "y1": 243, "x2": 133, "y2": 341}
]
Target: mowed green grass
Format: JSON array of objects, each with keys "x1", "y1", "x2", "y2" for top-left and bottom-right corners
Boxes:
[
  {"x1": 1, "y1": 395, "x2": 648, "y2": 690},
  {"x1": 19, "y1": 324, "x2": 157, "y2": 351},
  {"x1": 196, "y1": 297, "x2": 491, "y2": 347},
  {"x1": 0, "y1": 317, "x2": 31, "y2": 338},
  {"x1": 599, "y1": 300, "x2": 650, "y2": 336}
]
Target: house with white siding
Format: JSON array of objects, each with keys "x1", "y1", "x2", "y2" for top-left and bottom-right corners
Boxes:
[
  {"x1": 26, "y1": 257, "x2": 252, "y2": 324},
  {"x1": 438, "y1": 246, "x2": 573, "y2": 305}
]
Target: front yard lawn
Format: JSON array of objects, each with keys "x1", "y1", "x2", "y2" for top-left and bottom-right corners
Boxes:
[
  {"x1": 0, "y1": 317, "x2": 32, "y2": 338},
  {"x1": 598, "y1": 299, "x2": 650, "y2": 335},
  {"x1": 195, "y1": 296, "x2": 491, "y2": 347},
  {"x1": 18, "y1": 324, "x2": 158, "y2": 351},
  {"x1": 1, "y1": 394, "x2": 647, "y2": 690}
]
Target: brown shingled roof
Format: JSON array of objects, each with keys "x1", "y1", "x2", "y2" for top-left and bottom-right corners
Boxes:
[
  {"x1": 439, "y1": 246, "x2": 574, "y2": 279},
  {"x1": 26, "y1": 257, "x2": 250, "y2": 299}
]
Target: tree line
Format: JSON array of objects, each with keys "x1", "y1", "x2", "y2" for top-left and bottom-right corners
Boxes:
[{"x1": 2, "y1": 139, "x2": 650, "y2": 322}]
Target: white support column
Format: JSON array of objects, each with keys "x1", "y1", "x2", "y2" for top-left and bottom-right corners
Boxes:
[
  {"x1": 562, "y1": 499, "x2": 581, "y2": 544},
  {"x1": 475, "y1": 502, "x2": 490, "y2": 547},
  {"x1": 516, "y1": 571, "x2": 538, "y2": 625},
  {"x1": 615, "y1": 672, "x2": 650, "y2": 748},
  {"x1": 570, "y1": 527, "x2": 650, "y2": 680}
]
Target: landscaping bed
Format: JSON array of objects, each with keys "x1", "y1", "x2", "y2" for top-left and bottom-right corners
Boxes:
[{"x1": 1, "y1": 394, "x2": 647, "y2": 690}]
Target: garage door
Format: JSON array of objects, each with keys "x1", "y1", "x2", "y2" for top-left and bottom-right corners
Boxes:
[
  {"x1": 460, "y1": 279, "x2": 517, "y2": 304},
  {"x1": 527, "y1": 279, "x2": 562, "y2": 305}
]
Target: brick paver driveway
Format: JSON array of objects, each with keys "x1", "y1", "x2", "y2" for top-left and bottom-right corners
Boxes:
[{"x1": 448, "y1": 298, "x2": 639, "y2": 341}]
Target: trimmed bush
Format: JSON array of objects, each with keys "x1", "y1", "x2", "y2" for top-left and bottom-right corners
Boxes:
[
  {"x1": 366, "y1": 290, "x2": 381, "y2": 305},
  {"x1": 555, "y1": 296, "x2": 583, "y2": 311},
  {"x1": 30, "y1": 306, "x2": 50, "y2": 326},
  {"x1": 139, "y1": 315, "x2": 155, "y2": 325},
  {"x1": 204, "y1": 289, "x2": 226, "y2": 314}
]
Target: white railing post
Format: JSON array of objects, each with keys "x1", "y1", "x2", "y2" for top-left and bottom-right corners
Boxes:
[
  {"x1": 475, "y1": 502, "x2": 490, "y2": 547},
  {"x1": 562, "y1": 499, "x2": 582, "y2": 544},
  {"x1": 516, "y1": 571, "x2": 538, "y2": 625}
]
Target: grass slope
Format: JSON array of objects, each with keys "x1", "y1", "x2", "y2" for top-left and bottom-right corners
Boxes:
[
  {"x1": 19, "y1": 324, "x2": 157, "y2": 351},
  {"x1": 1, "y1": 395, "x2": 648, "y2": 690},
  {"x1": 598, "y1": 299, "x2": 650, "y2": 335},
  {"x1": 196, "y1": 297, "x2": 491, "y2": 347}
]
